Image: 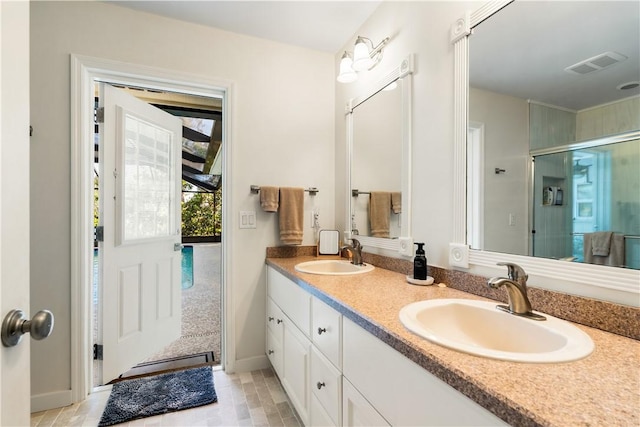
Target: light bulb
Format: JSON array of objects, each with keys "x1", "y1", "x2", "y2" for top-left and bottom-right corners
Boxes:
[
  {"x1": 352, "y1": 37, "x2": 374, "y2": 71},
  {"x1": 337, "y1": 52, "x2": 357, "y2": 83}
]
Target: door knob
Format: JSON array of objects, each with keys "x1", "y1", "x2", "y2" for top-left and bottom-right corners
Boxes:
[{"x1": 1, "y1": 309, "x2": 54, "y2": 347}]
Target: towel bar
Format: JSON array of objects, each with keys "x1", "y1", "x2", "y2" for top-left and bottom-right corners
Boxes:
[
  {"x1": 250, "y1": 185, "x2": 318, "y2": 196},
  {"x1": 352, "y1": 189, "x2": 371, "y2": 197}
]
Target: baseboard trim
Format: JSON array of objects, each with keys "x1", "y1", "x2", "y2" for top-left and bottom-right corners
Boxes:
[
  {"x1": 233, "y1": 355, "x2": 270, "y2": 373},
  {"x1": 31, "y1": 390, "x2": 73, "y2": 413}
]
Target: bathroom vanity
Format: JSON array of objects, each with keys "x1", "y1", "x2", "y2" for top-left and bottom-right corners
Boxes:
[{"x1": 265, "y1": 255, "x2": 639, "y2": 426}]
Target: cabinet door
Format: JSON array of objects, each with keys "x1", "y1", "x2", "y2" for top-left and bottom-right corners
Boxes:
[
  {"x1": 266, "y1": 297, "x2": 285, "y2": 377},
  {"x1": 282, "y1": 319, "x2": 311, "y2": 425},
  {"x1": 311, "y1": 394, "x2": 337, "y2": 427},
  {"x1": 311, "y1": 346, "x2": 342, "y2": 426},
  {"x1": 268, "y1": 267, "x2": 311, "y2": 336},
  {"x1": 266, "y1": 326, "x2": 283, "y2": 377},
  {"x1": 343, "y1": 378, "x2": 389, "y2": 427},
  {"x1": 312, "y1": 297, "x2": 342, "y2": 368}
]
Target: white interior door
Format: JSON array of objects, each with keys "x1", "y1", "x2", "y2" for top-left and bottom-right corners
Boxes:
[
  {"x1": 1, "y1": 1, "x2": 31, "y2": 424},
  {"x1": 99, "y1": 83, "x2": 183, "y2": 383}
]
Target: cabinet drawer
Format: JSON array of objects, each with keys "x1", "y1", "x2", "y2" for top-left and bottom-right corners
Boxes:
[
  {"x1": 312, "y1": 297, "x2": 342, "y2": 368},
  {"x1": 267, "y1": 267, "x2": 311, "y2": 336},
  {"x1": 311, "y1": 346, "x2": 341, "y2": 426}
]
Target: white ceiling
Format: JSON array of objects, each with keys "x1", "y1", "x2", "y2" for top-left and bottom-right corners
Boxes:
[
  {"x1": 107, "y1": 0, "x2": 382, "y2": 53},
  {"x1": 106, "y1": 1, "x2": 639, "y2": 110},
  {"x1": 470, "y1": 1, "x2": 640, "y2": 111}
]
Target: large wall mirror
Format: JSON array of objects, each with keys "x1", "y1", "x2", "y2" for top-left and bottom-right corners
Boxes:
[
  {"x1": 346, "y1": 55, "x2": 414, "y2": 253},
  {"x1": 451, "y1": 1, "x2": 640, "y2": 306}
]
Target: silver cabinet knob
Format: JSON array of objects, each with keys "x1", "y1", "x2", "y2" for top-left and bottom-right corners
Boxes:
[{"x1": 1, "y1": 309, "x2": 54, "y2": 347}]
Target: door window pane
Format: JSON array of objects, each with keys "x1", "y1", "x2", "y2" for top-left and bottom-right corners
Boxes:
[{"x1": 122, "y1": 113, "x2": 175, "y2": 241}]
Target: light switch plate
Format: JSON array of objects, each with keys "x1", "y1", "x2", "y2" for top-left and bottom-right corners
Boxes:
[
  {"x1": 239, "y1": 211, "x2": 256, "y2": 229},
  {"x1": 398, "y1": 237, "x2": 414, "y2": 256},
  {"x1": 449, "y1": 243, "x2": 469, "y2": 268}
]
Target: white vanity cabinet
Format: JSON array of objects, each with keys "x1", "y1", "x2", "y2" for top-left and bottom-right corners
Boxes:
[
  {"x1": 310, "y1": 297, "x2": 343, "y2": 426},
  {"x1": 266, "y1": 267, "x2": 312, "y2": 425},
  {"x1": 266, "y1": 265, "x2": 507, "y2": 427},
  {"x1": 343, "y1": 318, "x2": 508, "y2": 426}
]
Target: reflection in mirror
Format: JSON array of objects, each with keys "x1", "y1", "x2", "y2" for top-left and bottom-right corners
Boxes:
[
  {"x1": 532, "y1": 134, "x2": 639, "y2": 269},
  {"x1": 345, "y1": 55, "x2": 414, "y2": 253},
  {"x1": 467, "y1": 1, "x2": 640, "y2": 269},
  {"x1": 351, "y1": 80, "x2": 403, "y2": 238}
]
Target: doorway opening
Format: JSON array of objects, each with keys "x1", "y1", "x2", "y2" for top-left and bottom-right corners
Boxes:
[{"x1": 92, "y1": 83, "x2": 224, "y2": 387}]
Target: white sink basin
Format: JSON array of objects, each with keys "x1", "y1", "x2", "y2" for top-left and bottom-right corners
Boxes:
[
  {"x1": 294, "y1": 260, "x2": 374, "y2": 275},
  {"x1": 399, "y1": 299, "x2": 594, "y2": 363}
]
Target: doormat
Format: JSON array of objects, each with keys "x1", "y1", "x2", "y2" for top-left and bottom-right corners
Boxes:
[
  {"x1": 110, "y1": 351, "x2": 215, "y2": 383},
  {"x1": 98, "y1": 366, "x2": 217, "y2": 427}
]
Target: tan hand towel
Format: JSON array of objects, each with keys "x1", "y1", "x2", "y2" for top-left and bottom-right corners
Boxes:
[
  {"x1": 279, "y1": 187, "x2": 304, "y2": 245},
  {"x1": 260, "y1": 186, "x2": 279, "y2": 212},
  {"x1": 369, "y1": 191, "x2": 391, "y2": 238},
  {"x1": 583, "y1": 233, "x2": 625, "y2": 267},
  {"x1": 591, "y1": 231, "x2": 613, "y2": 256},
  {"x1": 391, "y1": 192, "x2": 402, "y2": 214}
]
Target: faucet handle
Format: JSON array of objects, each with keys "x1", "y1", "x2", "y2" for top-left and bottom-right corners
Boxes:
[
  {"x1": 496, "y1": 262, "x2": 528, "y2": 282},
  {"x1": 350, "y1": 238, "x2": 361, "y2": 249}
]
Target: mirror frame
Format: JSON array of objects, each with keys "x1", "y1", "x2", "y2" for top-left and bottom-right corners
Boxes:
[
  {"x1": 345, "y1": 55, "x2": 414, "y2": 254},
  {"x1": 450, "y1": 0, "x2": 640, "y2": 306}
]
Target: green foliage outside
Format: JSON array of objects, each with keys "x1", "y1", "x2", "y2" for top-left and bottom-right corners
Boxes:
[
  {"x1": 93, "y1": 177, "x2": 222, "y2": 237},
  {"x1": 181, "y1": 182, "x2": 222, "y2": 237}
]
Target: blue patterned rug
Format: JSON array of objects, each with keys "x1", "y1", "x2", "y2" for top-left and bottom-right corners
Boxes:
[{"x1": 98, "y1": 366, "x2": 217, "y2": 426}]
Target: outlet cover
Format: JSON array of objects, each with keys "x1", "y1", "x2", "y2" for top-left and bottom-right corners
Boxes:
[
  {"x1": 398, "y1": 237, "x2": 414, "y2": 256},
  {"x1": 449, "y1": 243, "x2": 469, "y2": 268}
]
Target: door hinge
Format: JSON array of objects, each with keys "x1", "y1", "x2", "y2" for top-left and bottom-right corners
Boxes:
[
  {"x1": 95, "y1": 107, "x2": 105, "y2": 124},
  {"x1": 95, "y1": 226, "x2": 104, "y2": 242},
  {"x1": 93, "y1": 344, "x2": 103, "y2": 360}
]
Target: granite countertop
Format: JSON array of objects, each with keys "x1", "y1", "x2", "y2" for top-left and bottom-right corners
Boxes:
[{"x1": 266, "y1": 256, "x2": 640, "y2": 427}]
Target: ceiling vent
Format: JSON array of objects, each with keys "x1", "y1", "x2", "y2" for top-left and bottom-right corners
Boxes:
[{"x1": 565, "y1": 51, "x2": 627, "y2": 75}]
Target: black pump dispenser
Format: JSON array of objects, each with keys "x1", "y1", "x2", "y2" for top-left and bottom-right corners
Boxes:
[{"x1": 413, "y1": 243, "x2": 427, "y2": 280}]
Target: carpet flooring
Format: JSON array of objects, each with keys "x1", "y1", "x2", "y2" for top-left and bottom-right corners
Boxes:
[{"x1": 98, "y1": 366, "x2": 217, "y2": 426}]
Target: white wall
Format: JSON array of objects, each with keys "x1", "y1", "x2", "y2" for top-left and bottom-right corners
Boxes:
[
  {"x1": 469, "y1": 87, "x2": 529, "y2": 255},
  {"x1": 335, "y1": 1, "x2": 478, "y2": 265},
  {"x1": 30, "y1": 1, "x2": 334, "y2": 402}
]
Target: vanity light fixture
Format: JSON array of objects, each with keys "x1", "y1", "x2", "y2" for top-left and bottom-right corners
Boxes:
[{"x1": 337, "y1": 35, "x2": 390, "y2": 83}]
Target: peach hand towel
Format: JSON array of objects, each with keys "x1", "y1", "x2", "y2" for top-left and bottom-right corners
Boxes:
[
  {"x1": 279, "y1": 187, "x2": 304, "y2": 245},
  {"x1": 260, "y1": 186, "x2": 279, "y2": 212},
  {"x1": 391, "y1": 192, "x2": 402, "y2": 214},
  {"x1": 369, "y1": 191, "x2": 391, "y2": 238}
]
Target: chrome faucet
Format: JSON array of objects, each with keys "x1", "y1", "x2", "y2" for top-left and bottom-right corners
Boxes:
[
  {"x1": 341, "y1": 238, "x2": 363, "y2": 266},
  {"x1": 487, "y1": 262, "x2": 546, "y2": 321}
]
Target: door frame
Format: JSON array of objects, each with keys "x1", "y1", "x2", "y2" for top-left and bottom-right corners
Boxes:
[{"x1": 70, "y1": 54, "x2": 234, "y2": 402}]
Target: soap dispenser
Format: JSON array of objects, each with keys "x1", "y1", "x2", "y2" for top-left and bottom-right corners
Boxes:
[{"x1": 413, "y1": 243, "x2": 427, "y2": 280}]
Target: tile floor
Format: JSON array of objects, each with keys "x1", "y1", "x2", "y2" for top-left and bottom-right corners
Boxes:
[{"x1": 31, "y1": 367, "x2": 302, "y2": 427}]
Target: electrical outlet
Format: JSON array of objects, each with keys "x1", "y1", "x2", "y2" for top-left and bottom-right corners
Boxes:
[
  {"x1": 449, "y1": 243, "x2": 469, "y2": 268},
  {"x1": 509, "y1": 213, "x2": 516, "y2": 226},
  {"x1": 398, "y1": 237, "x2": 414, "y2": 256}
]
